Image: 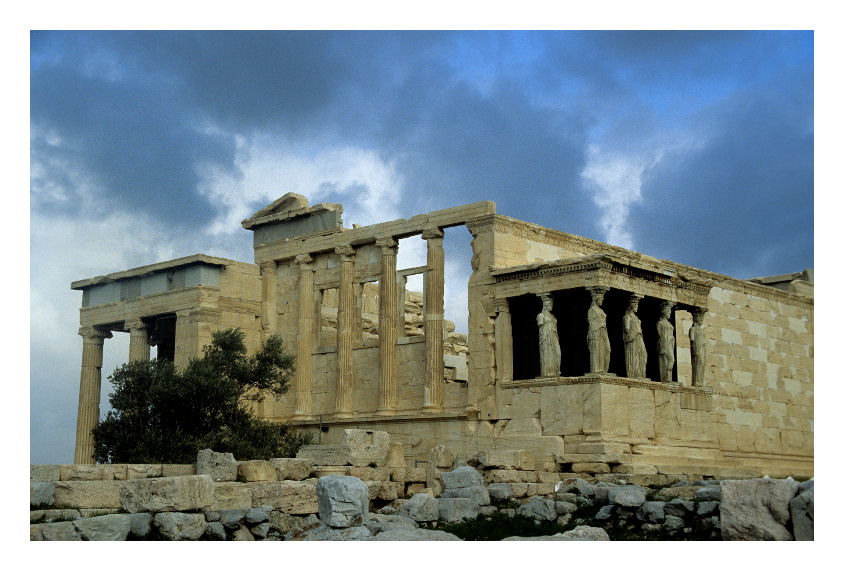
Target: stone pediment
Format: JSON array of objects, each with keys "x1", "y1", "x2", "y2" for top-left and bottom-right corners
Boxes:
[{"x1": 241, "y1": 193, "x2": 343, "y2": 231}]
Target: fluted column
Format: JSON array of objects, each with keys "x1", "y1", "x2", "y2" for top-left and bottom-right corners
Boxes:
[
  {"x1": 74, "y1": 326, "x2": 112, "y2": 464},
  {"x1": 690, "y1": 308, "x2": 707, "y2": 387},
  {"x1": 335, "y1": 245, "x2": 356, "y2": 417},
  {"x1": 376, "y1": 237, "x2": 399, "y2": 414},
  {"x1": 422, "y1": 227, "x2": 445, "y2": 410},
  {"x1": 294, "y1": 254, "x2": 315, "y2": 419},
  {"x1": 495, "y1": 301, "x2": 513, "y2": 383},
  {"x1": 260, "y1": 260, "x2": 278, "y2": 343},
  {"x1": 126, "y1": 319, "x2": 150, "y2": 362}
]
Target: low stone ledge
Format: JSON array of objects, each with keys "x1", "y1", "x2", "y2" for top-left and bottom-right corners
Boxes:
[
  {"x1": 31, "y1": 465, "x2": 61, "y2": 482},
  {"x1": 270, "y1": 458, "x2": 313, "y2": 480},
  {"x1": 120, "y1": 475, "x2": 215, "y2": 513},
  {"x1": 52, "y1": 480, "x2": 122, "y2": 510},
  {"x1": 237, "y1": 460, "x2": 276, "y2": 482}
]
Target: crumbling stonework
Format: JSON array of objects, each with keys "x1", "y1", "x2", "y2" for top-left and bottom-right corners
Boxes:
[{"x1": 69, "y1": 194, "x2": 813, "y2": 481}]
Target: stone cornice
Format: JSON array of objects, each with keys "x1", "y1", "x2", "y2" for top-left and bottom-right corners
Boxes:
[
  {"x1": 71, "y1": 254, "x2": 249, "y2": 290},
  {"x1": 501, "y1": 374, "x2": 714, "y2": 396}
]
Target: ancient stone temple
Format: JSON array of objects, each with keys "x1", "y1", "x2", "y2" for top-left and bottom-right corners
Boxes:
[{"x1": 71, "y1": 194, "x2": 814, "y2": 479}]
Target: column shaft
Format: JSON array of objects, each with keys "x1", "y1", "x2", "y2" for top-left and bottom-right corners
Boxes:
[
  {"x1": 495, "y1": 302, "x2": 513, "y2": 382},
  {"x1": 260, "y1": 261, "x2": 278, "y2": 343},
  {"x1": 74, "y1": 327, "x2": 112, "y2": 464},
  {"x1": 294, "y1": 254, "x2": 315, "y2": 418},
  {"x1": 335, "y1": 246, "x2": 356, "y2": 416},
  {"x1": 377, "y1": 238, "x2": 398, "y2": 413},
  {"x1": 126, "y1": 319, "x2": 150, "y2": 362},
  {"x1": 422, "y1": 228, "x2": 445, "y2": 410}
]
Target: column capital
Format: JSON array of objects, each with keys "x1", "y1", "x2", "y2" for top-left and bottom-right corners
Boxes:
[
  {"x1": 335, "y1": 243, "x2": 356, "y2": 260},
  {"x1": 78, "y1": 326, "x2": 112, "y2": 341},
  {"x1": 294, "y1": 253, "x2": 314, "y2": 266},
  {"x1": 660, "y1": 301, "x2": 676, "y2": 312},
  {"x1": 374, "y1": 236, "x2": 397, "y2": 249},
  {"x1": 260, "y1": 260, "x2": 277, "y2": 271},
  {"x1": 692, "y1": 307, "x2": 707, "y2": 322},
  {"x1": 124, "y1": 318, "x2": 146, "y2": 331},
  {"x1": 586, "y1": 285, "x2": 609, "y2": 295},
  {"x1": 421, "y1": 227, "x2": 444, "y2": 240},
  {"x1": 626, "y1": 292, "x2": 643, "y2": 302}
]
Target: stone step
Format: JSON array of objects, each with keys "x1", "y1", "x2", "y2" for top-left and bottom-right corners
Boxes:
[{"x1": 554, "y1": 453, "x2": 626, "y2": 465}]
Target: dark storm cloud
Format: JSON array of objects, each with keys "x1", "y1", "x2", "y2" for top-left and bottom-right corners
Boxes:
[{"x1": 628, "y1": 68, "x2": 813, "y2": 278}]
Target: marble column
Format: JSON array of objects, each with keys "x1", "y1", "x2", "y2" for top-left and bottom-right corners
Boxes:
[
  {"x1": 74, "y1": 326, "x2": 113, "y2": 464},
  {"x1": 259, "y1": 260, "x2": 278, "y2": 343},
  {"x1": 294, "y1": 254, "x2": 315, "y2": 419},
  {"x1": 494, "y1": 301, "x2": 513, "y2": 383},
  {"x1": 657, "y1": 301, "x2": 676, "y2": 383},
  {"x1": 422, "y1": 227, "x2": 445, "y2": 410},
  {"x1": 335, "y1": 245, "x2": 356, "y2": 417},
  {"x1": 586, "y1": 286, "x2": 611, "y2": 374},
  {"x1": 690, "y1": 307, "x2": 707, "y2": 386},
  {"x1": 126, "y1": 319, "x2": 150, "y2": 362},
  {"x1": 376, "y1": 237, "x2": 399, "y2": 414}
]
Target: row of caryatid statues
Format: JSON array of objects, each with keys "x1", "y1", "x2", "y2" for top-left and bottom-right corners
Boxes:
[{"x1": 536, "y1": 288, "x2": 706, "y2": 385}]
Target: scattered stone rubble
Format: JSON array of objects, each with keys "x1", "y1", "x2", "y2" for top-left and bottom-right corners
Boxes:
[{"x1": 30, "y1": 435, "x2": 813, "y2": 541}]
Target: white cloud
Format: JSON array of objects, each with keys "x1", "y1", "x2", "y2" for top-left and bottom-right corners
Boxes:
[{"x1": 197, "y1": 138, "x2": 405, "y2": 235}]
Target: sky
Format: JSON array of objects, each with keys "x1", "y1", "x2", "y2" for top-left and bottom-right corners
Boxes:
[{"x1": 29, "y1": 29, "x2": 814, "y2": 465}]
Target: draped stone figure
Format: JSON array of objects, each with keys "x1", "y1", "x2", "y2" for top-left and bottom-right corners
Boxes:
[
  {"x1": 623, "y1": 295, "x2": 647, "y2": 378},
  {"x1": 536, "y1": 293, "x2": 561, "y2": 377},
  {"x1": 587, "y1": 288, "x2": 611, "y2": 374},
  {"x1": 690, "y1": 309, "x2": 707, "y2": 386},
  {"x1": 656, "y1": 302, "x2": 675, "y2": 383}
]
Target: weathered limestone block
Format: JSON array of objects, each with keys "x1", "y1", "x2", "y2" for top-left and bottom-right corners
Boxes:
[
  {"x1": 696, "y1": 485, "x2": 722, "y2": 501},
  {"x1": 608, "y1": 485, "x2": 647, "y2": 507},
  {"x1": 441, "y1": 486, "x2": 490, "y2": 505},
  {"x1": 292, "y1": 524, "x2": 373, "y2": 541},
  {"x1": 31, "y1": 465, "x2": 61, "y2": 482},
  {"x1": 314, "y1": 465, "x2": 351, "y2": 477},
  {"x1": 196, "y1": 449, "x2": 237, "y2": 482},
  {"x1": 31, "y1": 482, "x2": 54, "y2": 508},
  {"x1": 204, "y1": 521, "x2": 226, "y2": 540},
  {"x1": 368, "y1": 528, "x2": 462, "y2": 541},
  {"x1": 78, "y1": 508, "x2": 120, "y2": 518},
  {"x1": 367, "y1": 480, "x2": 402, "y2": 501},
  {"x1": 270, "y1": 458, "x2": 313, "y2": 480},
  {"x1": 296, "y1": 444, "x2": 352, "y2": 466},
  {"x1": 399, "y1": 493, "x2": 439, "y2": 522},
  {"x1": 438, "y1": 497, "x2": 480, "y2": 523},
  {"x1": 126, "y1": 464, "x2": 163, "y2": 479},
  {"x1": 652, "y1": 486, "x2": 699, "y2": 502},
  {"x1": 245, "y1": 507, "x2": 270, "y2": 524},
  {"x1": 517, "y1": 497, "x2": 557, "y2": 521},
  {"x1": 30, "y1": 524, "x2": 44, "y2": 541},
  {"x1": 317, "y1": 475, "x2": 370, "y2": 528},
  {"x1": 343, "y1": 429, "x2": 391, "y2": 467},
  {"x1": 441, "y1": 465, "x2": 484, "y2": 489},
  {"x1": 385, "y1": 443, "x2": 406, "y2": 468},
  {"x1": 484, "y1": 469, "x2": 520, "y2": 483},
  {"x1": 349, "y1": 466, "x2": 391, "y2": 481},
  {"x1": 41, "y1": 521, "x2": 83, "y2": 541},
  {"x1": 250, "y1": 482, "x2": 285, "y2": 509},
  {"x1": 790, "y1": 479, "x2": 813, "y2": 541},
  {"x1": 40, "y1": 508, "x2": 80, "y2": 522},
  {"x1": 279, "y1": 480, "x2": 319, "y2": 514},
  {"x1": 119, "y1": 475, "x2": 215, "y2": 513},
  {"x1": 720, "y1": 478, "x2": 799, "y2": 540},
  {"x1": 637, "y1": 501, "x2": 666, "y2": 523},
  {"x1": 232, "y1": 524, "x2": 255, "y2": 540},
  {"x1": 570, "y1": 462, "x2": 611, "y2": 474},
  {"x1": 237, "y1": 460, "x2": 276, "y2": 482},
  {"x1": 60, "y1": 464, "x2": 105, "y2": 481},
  {"x1": 154, "y1": 512, "x2": 208, "y2": 540},
  {"x1": 52, "y1": 481, "x2": 122, "y2": 509},
  {"x1": 220, "y1": 508, "x2": 249, "y2": 530},
  {"x1": 406, "y1": 483, "x2": 427, "y2": 496},
  {"x1": 162, "y1": 464, "x2": 196, "y2": 477},
  {"x1": 488, "y1": 483, "x2": 513, "y2": 500},
  {"x1": 363, "y1": 513, "x2": 418, "y2": 535},
  {"x1": 210, "y1": 482, "x2": 252, "y2": 510},
  {"x1": 129, "y1": 513, "x2": 153, "y2": 538},
  {"x1": 390, "y1": 467, "x2": 427, "y2": 483},
  {"x1": 429, "y1": 444, "x2": 456, "y2": 469},
  {"x1": 73, "y1": 514, "x2": 132, "y2": 541},
  {"x1": 471, "y1": 449, "x2": 535, "y2": 471}
]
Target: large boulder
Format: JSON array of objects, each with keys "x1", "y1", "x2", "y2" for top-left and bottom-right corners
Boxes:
[
  {"x1": 317, "y1": 475, "x2": 370, "y2": 528},
  {"x1": 441, "y1": 486, "x2": 490, "y2": 505},
  {"x1": 120, "y1": 475, "x2": 215, "y2": 513},
  {"x1": 343, "y1": 429, "x2": 391, "y2": 467},
  {"x1": 196, "y1": 449, "x2": 237, "y2": 482},
  {"x1": 720, "y1": 478, "x2": 799, "y2": 540},
  {"x1": 438, "y1": 497, "x2": 480, "y2": 523},
  {"x1": 440, "y1": 465, "x2": 484, "y2": 489},
  {"x1": 364, "y1": 513, "x2": 418, "y2": 535},
  {"x1": 129, "y1": 513, "x2": 153, "y2": 538},
  {"x1": 517, "y1": 497, "x2": 558, "y2": 521},
  {"x1": 290, "y1": 524, "x2": 373, "y2": 541},
  {"x1": 73, "y1": 514, "x2": 132, "y2": 541},
  {"x1": 369, "y1": 528, "x2": 462, "y2": 541},
  {"x1": 154, "y1": 512, "x2": 208, "y2": 540},
  {"x1": 559, "y1": 525, "x2": 611, "y2": 541},
  {"x1": 30, "y1": 482, "x2": 55, "y2": 509},
  {"x1": 399, "y1": 492, "x2": 439, "y2": 522},
  {"x1": 789, "y1": 479, "x2": 814, "y2": 541},
  {"x1": 40, "y1": 521, "x2": 82, "y2": 541},
  {"x1": 608, "y1": 484, "x2": 646, "y2": 507}
]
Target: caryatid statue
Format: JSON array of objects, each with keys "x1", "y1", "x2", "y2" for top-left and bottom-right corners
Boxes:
[
  {"x1": 689, "y1": 308, "x2": 707, "y2": 386},
  {"x1": 536, "y1": 293, "x2": 561, "y2": 377},
  {"x1": 586, "y1": 287, "x2": 611, "y2": 374},
  {"x1": 656, "y1": 302, "x2": 675, "y2": 383},
  {"x1": 623, "y1": 294, "x2": 647, "y2": 378}
]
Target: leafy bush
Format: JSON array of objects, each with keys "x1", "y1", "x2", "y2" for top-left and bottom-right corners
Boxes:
[{"x1": 93, "y1": 328, "x2": 310, "y2": 464}]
